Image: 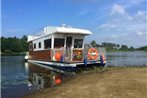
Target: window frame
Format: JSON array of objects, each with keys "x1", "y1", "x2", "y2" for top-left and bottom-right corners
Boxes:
[
  {"x1": 34, "y1": 43, "x2": 36, "y2": 49},
  {"x1": 38, "y1": 42, "x2": 41, "y2": 48},
  {"x1": 54, "y1": 38, "x2": 65, "y2": 48},
  {"x1": 44, "y1": 39, "x2": 52, "y2": 49},
  {"x1": 74, "y1": 39, "x2": 83, "y2": 48},
  {"x1": 29, "y1": 44, "x2": 33, "y2": 50}
]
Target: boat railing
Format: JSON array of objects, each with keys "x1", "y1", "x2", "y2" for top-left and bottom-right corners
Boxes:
[
  {"x1": 28, "y1": 27, "x2": 46, "y2": 41},
  {"x1": 50, "y1": 48, "x2": 68, "y2": 62},
  {"x1": 50, "y1": 47, "x2": 106, "y2": 63},
  {"x1": 50, "y1": 48, "x2": 83, "y2": 62}
]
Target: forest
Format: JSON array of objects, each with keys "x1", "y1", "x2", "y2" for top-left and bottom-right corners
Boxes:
[
  {"x1": 0, "y1": 36, "x2": 147, "y2": 55},
  {"x1": 1, "y1": 35, "x2": 28, "y2": 55},
  {"x1": 90, "y1": 40, "x2": 147, "y2": 51}
]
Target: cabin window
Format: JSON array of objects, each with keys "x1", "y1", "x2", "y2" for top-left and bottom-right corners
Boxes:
[
  {"x1": 74, "y1": 39, "x2": 83, "y2": 48},
  {"x1": 39, "y1": 42, "x2": 41, "y2": 48},
  {"x1": 44, "y1": 39, "x2": 51, "y2": 49},
  {"x1": 34, "y1": 43, "x2": 36, "y2": 49},
  {"x1": 54, "y1": 38, "x2": 64, "y2": 48},
  {"x1": 29, "y1": 44, "x2": 33, "y2": 50}
]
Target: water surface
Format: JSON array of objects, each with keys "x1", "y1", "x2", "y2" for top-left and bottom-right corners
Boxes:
[
  {"x1": 106, "y1": 51, "x2": 147, "y2": 66},
  {"x1": 1, "y1": 56, "x2": 29, "y2": 98},
  {"x1": 1, "y1": 51, "x2": 147, "y2": 98}
]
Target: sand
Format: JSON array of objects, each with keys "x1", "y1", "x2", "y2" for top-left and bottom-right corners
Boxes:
[{"x1": 23, "y1": 67, "x2": 147, "y2": 98}]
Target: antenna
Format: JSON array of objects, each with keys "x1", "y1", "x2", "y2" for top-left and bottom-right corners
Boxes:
[{"x1": 61, "y1": 24, "x2": 66, "y2": 27}]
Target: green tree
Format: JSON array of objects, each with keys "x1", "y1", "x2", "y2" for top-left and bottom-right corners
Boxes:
[
  {"x1": 137, "y1": 46, "x2": 147, "y2": 51},
  {"x1": 20, "y1": 35, "x2": 28, "y2": 52},
  {"x1": 117, "y1": 44, "x2": 120, "y2": 49},
  {"x1": 102, "y1": 42, "x2": 107, "y2": 47},
  {"x1": 90, "y1": 40, "x2": 97, "y2": 47},
  {"x1": 1, "y1": 35, "x2": 28, "y2": 53},
  {"x1": 120, "y1": 45, "x2": 128, "y2": 51},
  {"x1": 1, "y1": 37, "x2": 8, "y2": 52},
  {"x1": 129, "y1": 46, "x2": 135, "y2": 51},
  {"x1": 9, "y1": 36, "x2": 21, "y2": 52}
]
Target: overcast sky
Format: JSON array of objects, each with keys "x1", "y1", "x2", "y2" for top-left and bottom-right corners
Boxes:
[{"x1": 2, "y1": 0, "x2": 147, "y2": 47}]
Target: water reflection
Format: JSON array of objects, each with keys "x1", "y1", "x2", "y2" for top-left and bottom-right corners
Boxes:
[{"x1": 25, "y1": 62, "x2": 64, "y2": 91}]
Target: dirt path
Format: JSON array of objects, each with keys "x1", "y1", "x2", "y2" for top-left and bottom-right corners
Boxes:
[{"x1": 24, "y1": 67, "x2": 147, "y2": 98}]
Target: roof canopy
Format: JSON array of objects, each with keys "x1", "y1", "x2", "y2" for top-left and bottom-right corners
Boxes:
[
  {"x1": 55, "y1": 27, "x2": 92, "y2": 35},
  {"x1": 28, "y1": 25, "x2": 92, "y2": 41},
  {"x1": 44, "y1": 25, "x2": 92, "y2": 35}
]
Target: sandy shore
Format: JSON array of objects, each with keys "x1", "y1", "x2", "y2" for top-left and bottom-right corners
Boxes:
[{"x1": 23, "y1": 67, "x2": 147, "y2": 98}]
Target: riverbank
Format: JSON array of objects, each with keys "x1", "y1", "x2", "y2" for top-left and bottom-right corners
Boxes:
[
  {"x1": 24, "y1": 67, "x2": 147, "y2": 98},
  {"x1": 1, "y1": 52, "x2": 26, "y2": 56}
]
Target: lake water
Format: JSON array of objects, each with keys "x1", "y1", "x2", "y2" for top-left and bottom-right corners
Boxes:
[
  {"x1": 1, "y1": 51, "x2": 147, "y2": 98},
  {"x1": 106, "y1": 51, "x2": 147, "y2": 66},
  {"x1": 1, "y1": 56, "x2": 29, "y2": 98}
]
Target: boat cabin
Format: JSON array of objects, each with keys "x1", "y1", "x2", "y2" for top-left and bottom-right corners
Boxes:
[
  {"x1": 27, "y1": 24, "x2": 93, "y2": 62},
  {"x1": 27, "y1": 24, "x2": 106, "y2": 68}
]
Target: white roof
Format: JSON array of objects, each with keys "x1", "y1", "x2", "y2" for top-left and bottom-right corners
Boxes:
[
  {"x1": 43, "y1": 26, "x2": 92, "y2": 35},
  {"x1": 55, "y1": 27, "x2": 92, "y2": 35},
  {"x1": 28, "y1": 25, "x2": 92, "y2": 42}
]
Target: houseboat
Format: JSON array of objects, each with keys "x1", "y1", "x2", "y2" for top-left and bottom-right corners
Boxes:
[{"x1": 26, "y1": 24, "x2": 106, "y2": 72}]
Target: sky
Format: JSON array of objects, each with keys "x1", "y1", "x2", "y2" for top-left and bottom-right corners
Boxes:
[{"x1": 1, "y1": 0, "x2": 147, "y2": 47}]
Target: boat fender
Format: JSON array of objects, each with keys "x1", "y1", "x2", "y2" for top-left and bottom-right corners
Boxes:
[
  {"x1": 102, "y1": 53, "x2": 105, "y2": 61},
  {"x1": 60, "y1": 55, "x2": 64, "y2": 62},
  {"x1": 55, "y1": 52, "x2": 61, "y2": 61},
  {"x1": 100, "y1": 55, "x2": 104, "y2": 65},
  {"x1": 83, "y1": 57, "x2": 87, "y2": 66},
  {"x1": 55, "y1": 78, "x2": 62, "y2": 85},
  {"x1": 54, "y1": 75, "x2": 62, "y2": 85}
]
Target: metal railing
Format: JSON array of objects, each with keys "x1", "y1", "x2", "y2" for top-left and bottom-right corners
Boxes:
[{"x1": 50, "y1": 46, "x2": 106, "y2": 63}]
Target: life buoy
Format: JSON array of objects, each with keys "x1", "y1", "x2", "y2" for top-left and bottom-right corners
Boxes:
[{"x1": 87, "y1": 48, "x2": 98, "y2": 60}]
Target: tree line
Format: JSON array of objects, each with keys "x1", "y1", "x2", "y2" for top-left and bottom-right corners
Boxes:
[
  {"x1": 1, "y1": 35, "x2": 28, "y2": 53},
  {"x1": 90, "y1": 40, "x2": 147, "y2": 51},
  {"x1": 0, "y1": 36, "x2": 146, "y2": 54}
]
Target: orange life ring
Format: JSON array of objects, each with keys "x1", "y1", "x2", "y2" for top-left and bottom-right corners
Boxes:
[{"x1": 87, "y1": 48, "x2": 98, "y2": 60}]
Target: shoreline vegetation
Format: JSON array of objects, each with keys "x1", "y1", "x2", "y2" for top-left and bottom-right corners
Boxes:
[
  {"x1": 90, "y1": 40, "x2": 147, "y2": 52},
  {"x1": 1, "y1": 35, "x2": 28, "y2": 56},
  {"x1": 1, "y1": 52, "x2": 27, "y2": 56},
  {"x1": 1, "y1": 36, "x2": 147, "y2": 56},
  {"x1": 23, "y1": 66, "x2": 147, "y2": 98}
]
